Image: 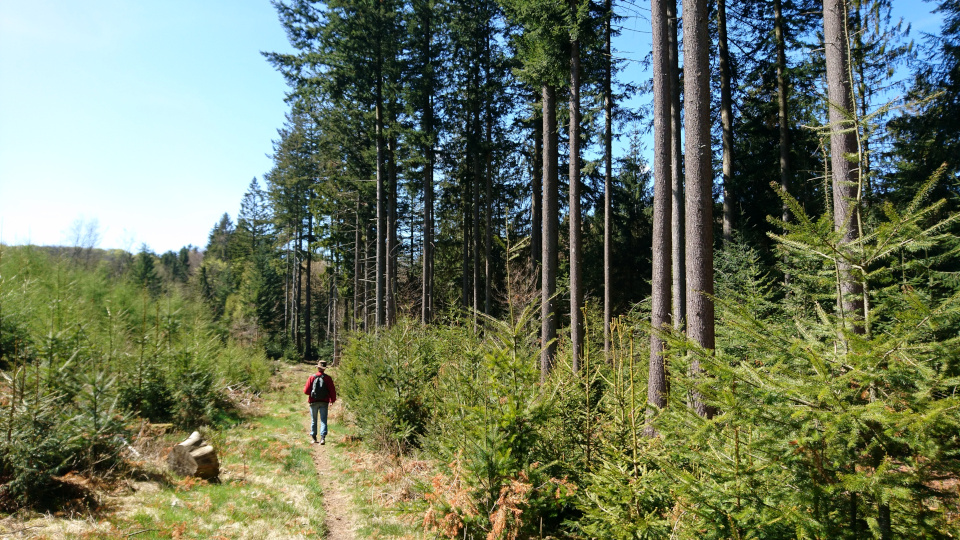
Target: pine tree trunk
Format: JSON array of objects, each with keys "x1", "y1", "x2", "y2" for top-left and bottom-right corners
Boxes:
[
  {"x1": 354, "y1": 198, "x2": 361, "y2": 331},
  {"x1": 473, "y1": 98, "x2": 482, "y2": 326},
  {"x1": 775, "y1": 0, "x2": 792, "y2": 286},
  {"x1": 569, "y1": 5, "x2": 584, "y2": 372},
  {"x1": 422, "y1": 47, "x2": 434, "y2": 324},
  {"x1": 305, "y1": 210, "x2": 313, "y2": 360},
  {"x1": 532, "y1": 96, "x2": 543, "y2": 274},
  {"x1": 295, "y1": 223, "x2": 303, "y2": 352},
  {"x1": 484, "y1": 32, "x2": 493, "y2": 317},
  {"x1": 718, "y1": 0, "x2": 734, "y2": 244},
  {"x1": 650, "y1": 0, "x2": 673, "y2": 413},
  {"x1": 603, "y1": 0, "x2": 614, "y2": 360},
  {"x1": 775, "y1": 0, "x2": 790, "y2": 223},
  {"x1": 683, "y1": 0, "x2": 715, "y2": 419},
  {"x1": 541, "y1": 84, "x2": 559, "y2": 383},
  {"x1": 422, "y1": 5, "x2": 434, "y2": 325},
  {"x1": 375, "y1": 61, "x2": 387, "y2": 328},
  {"x1": 387, "y1": 134, "x2": 398, "y2": 327},
  {"x1": 824, "y1": 0, "x2": 864, "y2": 334},
  {"x1": 669, "y1": 0, "x2": 685, "y2": 332}
]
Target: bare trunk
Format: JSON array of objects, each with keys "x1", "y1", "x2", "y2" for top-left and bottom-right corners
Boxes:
[
  {"x1": 532, "y1": 96, "x2": 543, "y2": 274},
  {"x1": 305, "y1": 210, "x2": 313, "y2": 360},
  {"x1": 775, "y1": 0, "x2": 792, "y2": 286},
  {"x1": 484, "y1": 33, "x2": 493, "y2": 317},
  {"x1": 354, "y1": 198, "x2": 361, "y2": 331},
  {"x1": 718, "y1": 0, "x2": 734, "y2": 244},
  {"x1": 775, "y1": 0, "x2": 790, "y2": 223},
  {"x1": 569, "y1": 7, "x2": 584, "y2": 372},
  {"x1": 473, "y1": 100, "x2": 482, "y2": 326},
  {"x1": 603, "y1": 0, "x2": 614, "y2": 360},
  {"x1": 683, "y1": 0, "x2": 715, "y2": 419},
  {"x1": 669, "y1": 0, "x2": 685, "y2": 332},
  {"x1": 649, "y1": 0, "x2": 673, "y2": 413},
  {"x1": 387, "y1": 134, "x2": 399, "y2": 327},
  {"x1": 375, "y1": 62, "x2": 387, "y2": 328},
  {"x1": 541, "y1": 85, "x2": 559, "y2": 382},
  {"x1": 824, "y1": 0, "x2": 864, "y2": 334}
]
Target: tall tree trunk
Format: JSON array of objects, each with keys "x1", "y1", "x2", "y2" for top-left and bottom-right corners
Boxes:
[
  {"x1": 775, "y1": 0, "x2": 790, "y2": 223},
  {"x1": 462, "y1": 177, "x2": 471, "y2": 310},
  {"x1": 532, "y1": 96, "x2": 543, "y2": 274},
  {"x1": 387, "y1": 133, "x2": 399, "y2": 326},
  {"x1": 684, "y1": 0, "x2": 715, "y2": 419},
  {"x1": 775, "y1": 0, "x2": 792, "y2": 286},
  {"x1": 473, "y1": 95, "x2": 482, "y2": 327},
  {"x1": 649, "y1": 0, "x2": 673, "y2": 414},
  {"x1": 569, "y1": 2, "x2": 584, "y2": 372},
  {"x1": 669, "y1": 0, "x2": 685, "y2": 332},
  {"x1": 375, "y1": 60, "x2": 387, "y2": 328},
  {"x1": 295, "y1": 222, "x2": 303, "y2": 352},
  {"x1": 484, "y1": 33, "x2": 493, "y2": 317},
  {"x1": 824, "y1": 0, "x2": 864, "y2": 334},
  {"x1": 305, "y1": 210, "x2": 313, "y2": 360},
  {"x1": 603, "y1": 0, "x2": 614, "y2": 360},
  {"x1": 421, "y1": 1, "x2": 434, "y2": 325},
  {"x1": 541, "y1": 84, "x2": 559, "y2": 383},
  {"x1": 354, "y1": 197, "x2": 361, "y2": 332},
  {"x1": 423, "y1": 107, "x2": 434, "y2": 322},
  {"x1": 718, "y1": 0, "x2": 734, "y2": 244}
]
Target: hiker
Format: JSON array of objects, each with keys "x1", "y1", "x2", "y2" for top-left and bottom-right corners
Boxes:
[{"x1": 304, "y1": 359, "x2": 337, "y2": 445}]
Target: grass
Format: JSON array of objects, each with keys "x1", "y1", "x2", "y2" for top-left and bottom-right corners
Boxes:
[
  {"x1": 1, "y1": 364, "x2": 326, "y2": 539},
  {"x1": 0, "y1": 361, "x2": 448, "y2": 540},
  {"x1": 0, "y1": 362, "x2": 436, "y2": 539}
]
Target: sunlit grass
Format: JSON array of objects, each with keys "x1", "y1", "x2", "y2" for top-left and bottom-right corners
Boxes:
[{"x1": 82, "y1": 365, "x2": 326, "y2": 539}]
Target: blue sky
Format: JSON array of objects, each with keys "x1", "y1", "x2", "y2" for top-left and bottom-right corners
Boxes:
[
  {"x1": 0, "y1": 0, "x2": 293, "y2": 253},
  {"x1": 0, "y1": 0, "x2": 944, "y2": 254}
]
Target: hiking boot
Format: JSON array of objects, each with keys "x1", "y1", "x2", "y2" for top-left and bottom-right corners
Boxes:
[
  {"x1": 311, "y1": 436, "x2": 318, "y2": 444},
  {"x1": 320, "y1": 437, "x2": 325, "y2": 445}
]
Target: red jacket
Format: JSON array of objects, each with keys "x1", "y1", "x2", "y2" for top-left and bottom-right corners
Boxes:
[{"x1": 304, "y1": 371, "x2": 337, "y2": 403}]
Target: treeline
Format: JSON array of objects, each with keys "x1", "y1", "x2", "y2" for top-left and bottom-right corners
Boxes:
[
  {"x1": 208, "y1": 0, "x2": 960, "y2": 537},
  {"x1": 0, "y1": 244, "x2": 272, "y2": 508},
  {"x1": 205, "y1": 0, "x2": 960, "y2": 372}
]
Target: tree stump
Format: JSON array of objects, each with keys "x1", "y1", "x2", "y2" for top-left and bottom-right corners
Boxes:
[{"x1": 167, "y1": 431, "x2": 219, "y2": 479}]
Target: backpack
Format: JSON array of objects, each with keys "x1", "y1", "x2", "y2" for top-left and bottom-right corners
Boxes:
[{"x1": 310, "y1": 374, "x2": 330, "y2": 401}]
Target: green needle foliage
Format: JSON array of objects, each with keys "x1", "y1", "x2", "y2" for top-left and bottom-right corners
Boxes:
[{"x1": 0, "y1": 246, "x2": 273, "y2": 509}]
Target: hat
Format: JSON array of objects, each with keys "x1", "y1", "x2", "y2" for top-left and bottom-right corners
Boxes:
[{"x1": 317, "y1": 360, "x2": 328, "y2": 369}]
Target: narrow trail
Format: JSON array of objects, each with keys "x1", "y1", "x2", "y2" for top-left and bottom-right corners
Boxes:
[
  {"x1": 312, "y1": 442, "x2": 360, "y2": 540},
  {"x1": 294, "y1": 364, "x2": 360, "y2": 540}
]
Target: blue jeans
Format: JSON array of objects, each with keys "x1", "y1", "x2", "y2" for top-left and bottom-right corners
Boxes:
[{"x1": 310, "y1": 402, "x2": 329, "y2": 439}]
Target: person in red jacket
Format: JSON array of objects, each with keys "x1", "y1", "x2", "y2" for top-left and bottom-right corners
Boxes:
[{"x1": 303, "y1": 360, "x2": 337, "y2": 444}]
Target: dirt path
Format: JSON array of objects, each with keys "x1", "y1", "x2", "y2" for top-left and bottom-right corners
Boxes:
[
  {"x1": 312, "y1": 442, "x2": 360, "y2": 540},
  {"x1": 295, "y1": 364, "x2": 360, "y2": 540}
]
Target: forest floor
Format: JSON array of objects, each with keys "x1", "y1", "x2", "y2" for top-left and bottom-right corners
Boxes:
[{"x1": 0, "y1": 363, "x2": 426, "y2": 539}]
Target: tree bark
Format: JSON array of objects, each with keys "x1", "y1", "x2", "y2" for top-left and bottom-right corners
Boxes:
[
  {"x1": 387, "y1": 134, "x2": 399, "y2": 327},
  {"x1": 354, "y1": 197, "x2": 361, "y2": 331},
  {"x1": 718, "y1": 0, "x2": 734, "y2": 244},
  {"x1": 168, "y1": 431, "x2": 219, "y2": 479},
  {"x1": 669, "y1": 0, "x2": 685, "y2": 332},
  {"x1": 603, "y1": 0, "x2": 614, "y2": 360},
  {"x1": 305, "y1": 209, "x2": 313, "y2": 359},
  {"x1": 422, "y1": 46, "x2": 435, "y2": 324},
  {"x1": 532, "y1": 96, "x2": 543, "y2": 275},
  {"x1": 541, "y1": 85, "x2": 559, "y2": 383},
  {"x1": 775, "y1": 0, "x2": 790, "y2": 224},
  {"x1": 775, "y1": 0, "x2": 792, "y2": 286},
  {"x1": 375, "y1": 56, "x2": 387, "y2": 328},
  {"x1": 484, "y1": 33, "x2": 493, "y2": 317},
  {"x1": 824, "y1": 0, "x2": 864, "y2": 334},
  {"x1": 569, "y1": 1, "x2": 584, "y2": 372},
  {"x1": 684, "y1": 0, "x2": 715, "y2": 419},
  {"x1": 650, "y1": 0, "x2": 673, "y2": 413}
]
